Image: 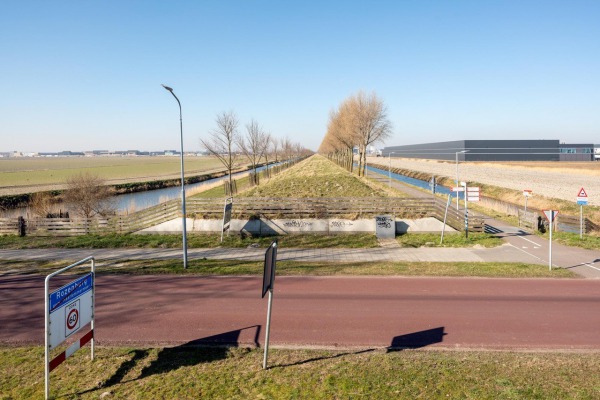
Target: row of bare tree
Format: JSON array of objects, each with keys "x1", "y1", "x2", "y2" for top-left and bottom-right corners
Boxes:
[
  {"x1": 318, "y1": 91, "x2": 392, "y2": 176},
  {"x1": 200, "y1": 110, "x2": 311, "y2": 187}
]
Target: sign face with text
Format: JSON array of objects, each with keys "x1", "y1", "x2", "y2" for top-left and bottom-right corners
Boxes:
[
  {"x1": 466, "y1": 187, "x2": 480, "y2": 202},
  {"x1": 48, "y1": 273, "x2": 93, "y2": 349}
]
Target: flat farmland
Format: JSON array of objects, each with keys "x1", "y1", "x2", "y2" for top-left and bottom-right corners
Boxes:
[
  {"x1": 371, "y1": 157, "x2": 600, "y2": 207},
  {"x1": 0, "y1": 156, "x2": 228, "y2": 196}
]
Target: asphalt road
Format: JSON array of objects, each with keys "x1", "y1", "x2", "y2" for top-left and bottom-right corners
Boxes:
[{"x1": 2, "y1": 274, "x2": 599, "y2": 350}]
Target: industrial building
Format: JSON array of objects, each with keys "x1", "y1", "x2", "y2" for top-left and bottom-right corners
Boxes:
[{"x1": 382, "y1": 140, "x2": 595, "y2": 162}]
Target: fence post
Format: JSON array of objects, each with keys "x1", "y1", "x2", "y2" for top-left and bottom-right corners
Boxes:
[{"x1": 18, "y1": 216, "x2": 26, "y2": 236}]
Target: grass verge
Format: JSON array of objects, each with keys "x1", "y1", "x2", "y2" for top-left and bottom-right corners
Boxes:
[
  {"x1": 0, "y1": 233, "x2": 378, "y2": 250},
  {"x1": 1, "y1": 259, "x2": 576, "y2": 278},
  {"x1": 397, "y1": 232, "x2": 503, "y2": 248},
  {"x1": 2, "y1": 346, "x2": 599, "y2": 399}
]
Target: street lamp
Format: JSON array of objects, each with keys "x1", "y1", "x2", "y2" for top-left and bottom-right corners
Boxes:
[
  {"x1": 388, "y1": 152, "x2": 396, "y2": 187},
  {"x1": 162, "y1": 84, "x2": 188, "y2": 269},
  {"x1": 455, "y1": 150, "x2": 469, "y2": 209}
]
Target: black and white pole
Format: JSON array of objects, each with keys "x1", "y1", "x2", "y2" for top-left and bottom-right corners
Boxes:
[
  {"x1": 461, "y1": 182, "x2": 468, "y2": 239},
  {"x1": 580, "y1": 205, "x2": 584, "y2": 239},
  {"x1": 549, "y1": 214, "x2": 553, "y2": 271}
]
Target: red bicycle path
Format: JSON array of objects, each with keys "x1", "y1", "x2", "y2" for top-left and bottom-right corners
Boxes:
[{"x1": 2, "y1": 274, "x2": 599, "y2": 351}]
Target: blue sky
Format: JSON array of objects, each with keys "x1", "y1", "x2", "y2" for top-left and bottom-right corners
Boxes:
[{"x1": 1, "y1": 1, "x2": 599, "y2": 152}]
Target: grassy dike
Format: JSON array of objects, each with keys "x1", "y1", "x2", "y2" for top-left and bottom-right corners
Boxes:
[{"x1": 2, "y1": 346, "x2": 599, "y2": 399}]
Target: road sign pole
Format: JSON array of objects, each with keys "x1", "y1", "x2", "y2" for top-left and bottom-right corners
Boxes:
[
  {"x1": 465, "y1": 193, "x2": 469, "y2": 239},
  {"x1": 262, "y1": 288, "x2": 273, "y2": 370},
  {"x1": 525, "y1": 196, "x2": 528, "y2": 212},
  {"x1": 549, "y1": 216, "x2": 553, "y2": 271},
  {"x1": 440, "y1": 194, "x2": 451, "y2": 245},
  {"x1": 580, "y1": 205, "x2": 583, "y2": 239}
]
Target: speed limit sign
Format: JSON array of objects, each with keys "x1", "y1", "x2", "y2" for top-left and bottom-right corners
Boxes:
[{"x1": 65, "y1": 300, "x2": 81, "y2": 337}]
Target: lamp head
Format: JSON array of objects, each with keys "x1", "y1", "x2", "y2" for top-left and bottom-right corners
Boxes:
[{"x1": 161, "y1": 84, "x2": 174, "y2": 92}]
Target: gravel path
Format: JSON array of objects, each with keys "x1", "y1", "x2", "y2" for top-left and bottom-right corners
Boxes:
[{"x1": 370, "y1": 157, "x2": 600, "y2": 206}]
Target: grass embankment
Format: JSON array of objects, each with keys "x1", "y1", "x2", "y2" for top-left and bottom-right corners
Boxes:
[
  {"x1": 2, "y1": 347, "x2": 598, "y2": 399},
  {"x1": 241, "y1": 155, "x2": 390, "y2": 198}
]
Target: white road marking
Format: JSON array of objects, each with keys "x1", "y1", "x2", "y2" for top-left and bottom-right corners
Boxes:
[
  {"x1": 508, "y1": 243, "x2": 545, "y2": 262},
  {"x1": 583, "y1": 263, "x2": 600, "y2": 272},
  {"x1": 518, "y1": 235, "x2": 542, "y2": 248}
]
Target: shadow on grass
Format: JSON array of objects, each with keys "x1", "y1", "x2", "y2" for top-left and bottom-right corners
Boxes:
[
  {"x1": 139, "y1": 325, "x2": 261, "y2": 379},
  {"x1": 272, "y1": 326, "x2": 446, "y2": 368},
  {"x1": 94, "y1": 325, "x2": 261, "y2": 391}
]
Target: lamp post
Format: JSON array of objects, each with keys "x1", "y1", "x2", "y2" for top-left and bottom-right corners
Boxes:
[
  {"x1": 388, "y1": 152, "x2": 396, "y2": 187},
  {"x1": 162, "y1": 84, "x2": 188, "y2": 269},
  {"x1": 455, "y1": 150, "x2": 469, "y2": 209}
]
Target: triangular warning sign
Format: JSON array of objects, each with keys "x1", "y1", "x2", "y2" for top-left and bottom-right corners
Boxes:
[
  {"x1": 578, "y1": 187, "x2": 588, "y2": 197},
  {"x1": 543, "y1": 210, "x2": 559, "y2": 222}
]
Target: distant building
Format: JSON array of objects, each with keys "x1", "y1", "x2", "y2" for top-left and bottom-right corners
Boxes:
[
  {"x1": 383, "y1": 140, "x2": 594, "y2": 162},
  {"x1": 594, "y1": 145, "x2": 600, "y2": 161}
]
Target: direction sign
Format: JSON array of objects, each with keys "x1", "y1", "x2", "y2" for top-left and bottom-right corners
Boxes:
[
  {"x1": 577, "y1": 200, "x2": 588, "y2": 206},
  {"x1": 466, "y1": 187, "x2": 480, "y2": 202},
  {"x1": 452, "y1": 187, "x2": 465, "y2": 192},
  {"x1": 543, "y1": 210, "x2": 559, "y2": 222},
  {"x1": 578, "y1": 187, "x2": 588, "y2": 197}
]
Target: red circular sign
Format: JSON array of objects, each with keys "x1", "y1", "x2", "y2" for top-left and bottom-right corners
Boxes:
[{"x1": 67, "y1": 308, "x2": 79, "y2": 330}]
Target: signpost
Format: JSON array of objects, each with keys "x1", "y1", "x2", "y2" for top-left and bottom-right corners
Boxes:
[
  {"x1": 221, "y1": 197, "x2": 233, "y2": 242},
  {"x1": 45, "y1": 257, "x2": 95, "y2": 400},
  {"x1": 262, "y1": 240, "x2": 278, "y2": 369},
  {"x1": 576, "y1": 188, "x2": 588, "y2": 239},
  {"x1": 523, "y1": 189, "x2": 533, "y2": 212},
  {"x1": 440, "y1": 194, "x2": 452, "y2": 245},
  {"x1": 543, "y1": 210, "x2": 559, "y2": 271}
]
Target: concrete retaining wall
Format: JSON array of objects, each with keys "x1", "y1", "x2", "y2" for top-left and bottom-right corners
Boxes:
[{"x1": 140, "y1": 217, "x2": 456, "y2": 235}]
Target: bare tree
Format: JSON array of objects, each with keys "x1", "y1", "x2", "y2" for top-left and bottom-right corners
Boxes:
[
  {"x1": 319, "y1": 91, "x2": 391, "y2": 176},
  {"x1": 347, "y1": 91, "x2": 392, "y2": 176},
  {"x1": 280, "y1": 136, "x2": 293, "y2": 163},
  {"x1": 237, "y1": 119, "x2": 267, "y2": 178},
  {"x1": 29, "y1": 192, "x2": 55, "y2": 218},
  {"x1": 272, "y1": 136, "x2": 279, "y2": 162},
  {"x1": 201, "y1": 110, "x2": 240, "y2": 188},
  {"x1": 63, "y1": 173, "x2": 114, "y2": 218},
  {"x1": 262, "y1": 132, "x2": 273, "y2": 177}
]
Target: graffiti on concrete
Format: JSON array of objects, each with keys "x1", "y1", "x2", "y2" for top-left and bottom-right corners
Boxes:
[
  {"x1": 283, "y1": 220, "x2": 313, "y2": 228},
  {"x1": 376, "y1": 216, "x2": 392, "y2": 229},
  {"x1": 330, "y1": 221, "x2": 354, "y2": 228}
]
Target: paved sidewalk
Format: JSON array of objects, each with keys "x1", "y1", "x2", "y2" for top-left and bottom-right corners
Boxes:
[{"x1": 0, "y1": 243, "x2": 543, "y2": 265}]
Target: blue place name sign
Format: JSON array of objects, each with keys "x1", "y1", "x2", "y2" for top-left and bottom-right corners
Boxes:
[{"x1": 49, "y1": 273, "x2": 93, "y2": 313}]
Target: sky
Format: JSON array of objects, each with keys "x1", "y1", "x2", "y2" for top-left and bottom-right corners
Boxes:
[{"x1": 1, "y1": 1, "x2": 599, "y2": 153}]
